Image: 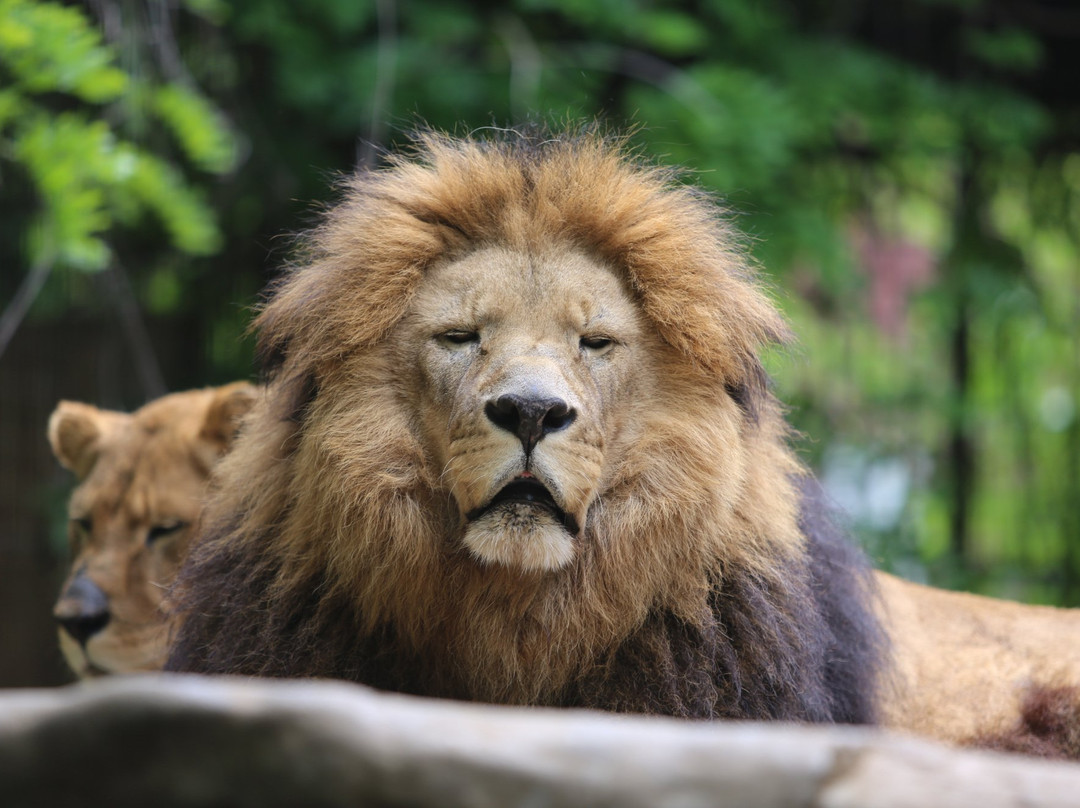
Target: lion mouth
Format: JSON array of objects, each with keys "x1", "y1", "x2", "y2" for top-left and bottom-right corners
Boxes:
[{"x1": 467, "y1": 477, "x2": 580, "y2": 534}]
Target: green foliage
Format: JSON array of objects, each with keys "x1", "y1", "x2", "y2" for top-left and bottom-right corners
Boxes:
[
  {"x1": 5, "y1": 0, "x2": 1078, "y2": 605},
  {"x1": 964, "y1": 27, "x2": 1043, "y2": 73},
  {"x1": 14, "y1": 113, "x2": 121, "y2": 269},
  {"x1": 0, "y1": 0, "x2": 235, "y2": 272},
  {"x1": 629, "y1": 10, "x2": 707, "y2": 56},
  {"x1": 151, "y1": 84, "x2": 239, "y2": 174},
  {"x1": 180, "y1": 0, "x2": 228, "y2": 25},
  {"x1": 0, "y1": 0, "x2": 127, "y2": 101}
]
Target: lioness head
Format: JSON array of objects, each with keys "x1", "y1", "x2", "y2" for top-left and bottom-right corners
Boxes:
[{"x1": 48, "y1": 383, "x2": 257, "y2": 677}]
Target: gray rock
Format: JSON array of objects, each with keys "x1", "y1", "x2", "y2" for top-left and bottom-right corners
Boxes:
[{"x1": 1, "y1": 675, "x2": 1078, "y2": 807}]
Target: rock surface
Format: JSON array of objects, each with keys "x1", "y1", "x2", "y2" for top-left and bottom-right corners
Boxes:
[{"x1": 1, "y1": 675, "x2": 1079, "y2": 807}]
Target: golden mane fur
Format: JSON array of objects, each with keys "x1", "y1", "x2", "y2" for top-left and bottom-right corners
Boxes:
[{"x1": 168, "y1": 129, "x2": 883, "y2": 722}]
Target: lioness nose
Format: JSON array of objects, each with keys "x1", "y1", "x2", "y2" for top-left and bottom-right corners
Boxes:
[
  {"x1": 54, "y1": 571, "x2": 110, "y2": 647},
  {"x1": 486, "y1": 394, "x2": 576, "y2": 455}
]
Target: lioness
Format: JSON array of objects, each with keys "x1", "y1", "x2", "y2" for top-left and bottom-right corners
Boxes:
[{"x1": 48, "y1": 383, "x2": 257, "y2": 677}]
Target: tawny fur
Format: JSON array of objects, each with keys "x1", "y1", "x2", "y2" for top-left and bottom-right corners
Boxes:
[
  {"x1": 48, "y1": 383, "x2": 257, "y2": 677},
  {"x1": 968, "y1": 684, "x2": 1080, "y2": 760},
  {"x1": 875, "y1": 571, "x2": 1080, "y2": 752},
  {"x1": 167, "y1": 128, "x2": 884, "y2": 722}
]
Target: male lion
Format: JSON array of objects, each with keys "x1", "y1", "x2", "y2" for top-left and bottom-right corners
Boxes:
[
  {"x1": 49, "y1": 382, "x2": 257, "y2": 677},
  {"x1": 167, "y1": 129, "x2": 1080, "y2": 752},
  {"x1": 167, "y1": 130, "x2": 884, "y2": 723}
]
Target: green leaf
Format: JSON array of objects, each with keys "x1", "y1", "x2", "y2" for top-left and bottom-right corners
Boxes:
[
  {"x1": 0, "y1": 87, "x2": 26, "y2": 126},
  {"x1": 180, "y1": 0, "x2": 229, "y2": 25},
  {"x1": 125, "y1": 153, "x2": 223, "y2": 255},
  {"x1": 145, "y1": 265, "x2": 184, "y2": 314},
  {"x1": 0, "y1": 0, "x2": 127, "y2": 103},
  {"x1": 152, "y1": 83, "x2": 239, "y2": 173},
  {"x1": 13, "y1": 112, "x2": 117, "y2": 270},
  {"x1": 964, "y1": 28, "x2": 1043, "y2": 73},
  {"x1": 630, "y1": 11, "x2": 708, "y2": 56}
]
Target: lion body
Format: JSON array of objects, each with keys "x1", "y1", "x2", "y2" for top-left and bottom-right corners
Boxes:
[
  {"x1": 167, "y1": 131, "x2": 884, "y2": 722},
  {"x1": 48, "y1": 383, "x2": 256, "y2": 677},
  {"x1": 875, "y1": 571, "x2": 1080, "y2": 745}
]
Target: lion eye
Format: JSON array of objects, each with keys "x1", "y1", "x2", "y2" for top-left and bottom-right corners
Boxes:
[
  {"x1": 147, "y1": 522, "x2": 187, "y2": 545},
  {"x1": 580, "y1": 335, "x2": 615, "y2": 355},
  {"x1": 437, "y1": 330, "x2": 479, "y2": 347}
]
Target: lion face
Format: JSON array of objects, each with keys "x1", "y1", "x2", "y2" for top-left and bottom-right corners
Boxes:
[
  {"x1": 403, "y1": 246, "x2": 649, "y2": 571},
  {"x1": 48, "y1": 384, "x2": 255, "y2": 677}
]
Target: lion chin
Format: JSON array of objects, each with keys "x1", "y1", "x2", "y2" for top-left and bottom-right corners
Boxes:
[
  {"x1": 462, "y1": 492, "x2": 574, "y2": 574},
  {"x1": 463, "y1": 511, "x2": 574, "y2": 571},
  {"x1": 463, "y1": 475, "x2": 581, "y2": 571}
]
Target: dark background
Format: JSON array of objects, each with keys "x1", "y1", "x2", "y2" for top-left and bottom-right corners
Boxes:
[{"x1": 2, "y1": 0, "x2": 1079, "y2": 686}]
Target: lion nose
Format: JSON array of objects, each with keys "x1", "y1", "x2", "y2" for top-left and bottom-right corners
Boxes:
[
  {"x1": 54, "y1": 571, "x2": 110, "y2": 647},
  {"x1": 485, "y1": 394, "x2": 576, "y2": 455}
]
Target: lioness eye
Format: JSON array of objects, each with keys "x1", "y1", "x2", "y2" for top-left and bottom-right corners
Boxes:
[
  {"x1": 580, "y1": 335, "x2": 615, "y2": 354},
  {"x1": 67, "y1": 517, "x2": 92, "y2": 553},
  {"x1": 70, "y1": 517, "x2": 91, "y2": 545},
  {"x1": 147, "y1": 522, "x2": 186, "y2": 545},
  {"x1": 437, "y1": 330, "x2": 479, "y2": 347}
]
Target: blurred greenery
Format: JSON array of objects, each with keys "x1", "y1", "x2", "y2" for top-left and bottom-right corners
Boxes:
[
  {"x1": 0, "y1": 0, "x2": 229, "y2": 270},
  {"x1": 3, "y1": 0, "x2": 1078, "y2": 604}
]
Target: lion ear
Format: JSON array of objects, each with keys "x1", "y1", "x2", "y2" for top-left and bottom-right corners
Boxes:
[
  {"x1": 47, "y1": 401, "x2": 123, "y2": 480},
  {"x1": 198, "y1": 382, "x2": 259, "y2": 454}
]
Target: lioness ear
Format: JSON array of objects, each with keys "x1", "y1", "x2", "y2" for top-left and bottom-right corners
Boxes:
[
  {"x1": 47, "y1": 402, "x2": 120, "y2": 480},
  {"x1": 199, "y1": 382, "x2": 259, "y2": 453}
]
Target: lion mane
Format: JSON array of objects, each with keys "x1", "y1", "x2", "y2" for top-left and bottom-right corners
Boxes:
[{"x1": 167, "y1": 129, "x2": 886, "y2": 723}]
